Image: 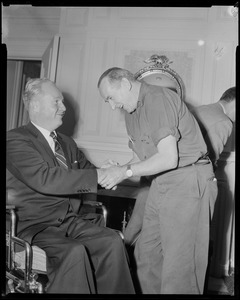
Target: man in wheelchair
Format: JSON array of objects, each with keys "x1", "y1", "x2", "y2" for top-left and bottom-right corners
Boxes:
[{"x1": 6, "y1": 78, "x2": 135, "y2": 294}]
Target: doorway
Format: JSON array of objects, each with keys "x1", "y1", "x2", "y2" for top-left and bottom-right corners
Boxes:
[{"x1": 7, "y1": 60, "x2": 41, "y2": 131}]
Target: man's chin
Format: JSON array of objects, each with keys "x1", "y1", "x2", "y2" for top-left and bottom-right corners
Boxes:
[{"x1": 55, "y1": 119, "x2": 63, "y2": 128}]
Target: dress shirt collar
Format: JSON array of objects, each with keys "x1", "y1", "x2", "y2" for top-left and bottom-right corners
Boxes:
[
  {"x1": 31, "y1": 121, "x2": 56, "y2": 138},
  {"x1": 219, "y1": 102, "x2": 226, "y2": 115},
  {"x1": 31, "y1": 121, "x2": 56, "y2": 152}
]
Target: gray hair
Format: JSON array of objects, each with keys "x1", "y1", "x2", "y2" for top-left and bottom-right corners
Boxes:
[
  {"x1": 97, "y1": 67, "x2": 136, "y2": 88},
  {"x1": 22, "y1": 78, "x2": 53, "y2": 111}
]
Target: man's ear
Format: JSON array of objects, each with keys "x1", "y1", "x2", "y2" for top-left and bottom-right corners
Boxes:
[
  {"x1": 121, "y1": 77, "x2": 131, "y2": 90},
  {"x1": 30, "y1": 100, "x2": 39, "y2": 112}
]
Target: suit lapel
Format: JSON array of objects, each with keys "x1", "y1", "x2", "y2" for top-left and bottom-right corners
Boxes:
[
  {"x1": 25, "y1": 122, "x2": 58, "y2": 162},
  {"x1": 25, "y1": 123, "x2": 72, "y2": 169},
  {"x1": 25, "y1": 123, "x2": 81, "y2": 212}
]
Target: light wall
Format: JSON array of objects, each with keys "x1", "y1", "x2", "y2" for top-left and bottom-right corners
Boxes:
[
  {"x1": 2, "y1": 6, "x2": 61, "y2": 59},
  {"x1": 56, "y1": 7, "x2": 237, "y2": 166},
  {"x1": 3, "y1": 6, "x2": 237, "y2": 165}
]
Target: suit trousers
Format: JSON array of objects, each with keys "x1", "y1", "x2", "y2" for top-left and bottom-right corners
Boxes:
[
  {"x1": 134, "y1": 163, "x2": 218, "y2": 294},
  {"x1": 32, "y1": 212, "x2": 135, "y2": 294}
]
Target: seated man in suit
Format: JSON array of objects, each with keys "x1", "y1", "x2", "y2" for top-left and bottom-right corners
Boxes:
[
  {"x1": 123, "y1": 86, "x2": 235, "y2": 245},
  {"x1": 6, "y1": 78, "x2": 135, "y2": 294}
]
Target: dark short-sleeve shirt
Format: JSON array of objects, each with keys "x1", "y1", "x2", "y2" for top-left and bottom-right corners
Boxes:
[{"x1": 125, "y1": 82, "x2": 207, "y2": 167}]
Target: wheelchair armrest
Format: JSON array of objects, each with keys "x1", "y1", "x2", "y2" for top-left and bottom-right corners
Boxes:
[
  {"x1": 84, "y1": 200, "x2": 103, "y2": 206},
  {"x1": 114, "y1": 229, "x2": 124, "y2": 240},
  {"x1": 11, "y1": 236, "x2": 33, "y2": 273},
  {"x1": 6, "y1": 205, "x2": 33, "y2": 283},
  {"x1": 84, "y1": 200, "x2": 107, "y2": 227}
]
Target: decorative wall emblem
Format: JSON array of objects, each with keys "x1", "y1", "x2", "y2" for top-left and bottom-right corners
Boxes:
[
  {"x1": 143, "y1": 55, "x2": 173, "y2": 68},
  {"x1": 134, "y1": 54, "x2": 185, "y2": 100}
]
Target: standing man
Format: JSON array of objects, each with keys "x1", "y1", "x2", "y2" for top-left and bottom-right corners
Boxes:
[
  {"x1": 7, "y1": 78, "x2": 135, "y2": 294},
  {"x1": 97, "y1": 67, "x2": 218, "y2": 294},
  {"x1": 123, "y1": 86, "x2": 236, "y2": 245},
  {"x1": 191, "y1": 87, "x2": 235, "y2": 171}
]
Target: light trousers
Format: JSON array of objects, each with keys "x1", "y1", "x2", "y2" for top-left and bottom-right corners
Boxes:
[{"x1": 134, "y1": 163, "x2": 217, "y2": 294}]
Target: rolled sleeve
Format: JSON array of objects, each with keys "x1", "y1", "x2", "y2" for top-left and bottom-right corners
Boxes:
[{"x1": 152, "y1": 126, "x2": 180, "y2": 146}]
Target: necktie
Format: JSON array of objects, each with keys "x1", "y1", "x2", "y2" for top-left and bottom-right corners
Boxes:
[{"x1": 50, "y1": 132, "x2": 68, "y2": 169}]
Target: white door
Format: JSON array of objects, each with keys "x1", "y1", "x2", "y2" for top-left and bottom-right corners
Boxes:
[{"x1": 40, "y1": 35, "x2": 60, "y2": 82}]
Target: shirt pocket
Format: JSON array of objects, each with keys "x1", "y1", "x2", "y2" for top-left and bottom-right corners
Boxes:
[
  {"x1": 140, "y1": 133, "x2": 151, "y2": 144},
  {"x1": 139, "y1": 133, "x2": 158, "y2": 159}
]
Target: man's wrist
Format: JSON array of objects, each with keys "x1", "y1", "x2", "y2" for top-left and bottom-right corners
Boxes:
[{"x1": 126, "y1": 164, "x2": 133, "y2": 178}]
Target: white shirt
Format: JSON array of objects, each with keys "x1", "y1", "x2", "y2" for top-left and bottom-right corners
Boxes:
[
  {"x1": 31, "y1": 121, "x2": 56, "y2": 153},
  {"x1": 219, "y1": 102, "x2": 226, "y2": 114}
]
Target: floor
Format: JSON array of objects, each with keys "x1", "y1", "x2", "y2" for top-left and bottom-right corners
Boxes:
[
  {"x1": 126, "y1": 243, "x2": 234, "y2": 295},
  {"x1": 207, "y1": 276, "x2": 234, "y2": 295}
]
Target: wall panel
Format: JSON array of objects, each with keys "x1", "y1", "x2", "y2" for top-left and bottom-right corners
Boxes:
[
  {"x1": 80, "y1": 38, "x2": 109, "y2": 137},
  {"x1": 3, "y1": 6, "x2": 61, "y2": 59},
  {"x1": 56, "y1": 41, "x2": 85, "y2": 138}
]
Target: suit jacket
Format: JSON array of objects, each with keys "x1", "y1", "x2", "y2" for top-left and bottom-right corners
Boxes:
[
  {"x1": 191, "y1": 103, "x2": 233, "y2": 163},
  {"x1": 7, "y1": 122, "x2": 98, "y2": 244}
]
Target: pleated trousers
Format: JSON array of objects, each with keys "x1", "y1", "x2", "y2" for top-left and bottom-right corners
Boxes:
[{"x1": 134, "y1": 163, "x2": 217, "y2": 294}]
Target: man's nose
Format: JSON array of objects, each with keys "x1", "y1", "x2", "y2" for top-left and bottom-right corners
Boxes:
[{"x1": 60, "y1": 102, "x2": 66, "y2": 111}]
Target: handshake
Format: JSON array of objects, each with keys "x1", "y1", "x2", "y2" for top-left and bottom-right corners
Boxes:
[{"x1": 97, "y1": 160, "x2": 128, "y2": 190}]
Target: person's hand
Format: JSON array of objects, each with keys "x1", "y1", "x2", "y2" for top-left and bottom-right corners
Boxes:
[
  {"x1": 97, "y1": 165, "x2": 126, "y2": 190},
  {"x1": 100, "y1": 159, "x2": 120, "y2": 169},
  {"x1": 96, "y1": 168, "x2": 118, "y2": 190}
]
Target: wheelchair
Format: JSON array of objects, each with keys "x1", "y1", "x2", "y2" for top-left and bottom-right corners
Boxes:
[{"x1": 6, "y1": 201, "x2": 121, "y2": 294}]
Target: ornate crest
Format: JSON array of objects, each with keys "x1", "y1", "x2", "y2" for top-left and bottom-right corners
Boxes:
[
  {"x1": 135, "y1": 54, "x2": 185, "y2": 100},
  {"x1": 144, "y1": 55, "x2": 173, "y2": 69}
]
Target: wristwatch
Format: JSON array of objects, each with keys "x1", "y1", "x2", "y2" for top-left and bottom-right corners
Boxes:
[{"x1": 126, "y1": 165, "x2": 133, "y2": 178}]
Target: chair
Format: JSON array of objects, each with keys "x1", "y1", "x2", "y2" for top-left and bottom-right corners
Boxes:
[{"x1": 6, "y1": 201, "x2": 108, "y2": 294}]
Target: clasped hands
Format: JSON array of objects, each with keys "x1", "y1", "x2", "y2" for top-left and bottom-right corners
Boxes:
[{"x1": 97, "y1": 159, "x2": 127, "y2": 190}]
